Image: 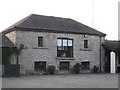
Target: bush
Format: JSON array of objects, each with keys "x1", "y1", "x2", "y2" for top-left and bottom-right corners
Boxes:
[
  {"x1": 47, "y1": 65, "x2": 55, "y2": 75},
  {"x1": 73, "y1": 63, "x2": 81, "y2": 74},
  {"x1": 73, "y1": 63, "x2": 81, "y2": 68},
  {"x1": 93, "y1": 66, "x2": 99, "y2": 73}
]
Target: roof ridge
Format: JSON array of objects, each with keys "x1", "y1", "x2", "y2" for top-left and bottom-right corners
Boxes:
[
  {"x1": 15, "y1": 14, "x2": 33, "y2": 27},
  {"x1": 31, "y1": 14, "x2": 71, "y2": 20}
]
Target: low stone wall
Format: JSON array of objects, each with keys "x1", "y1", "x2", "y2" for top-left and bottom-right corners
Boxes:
[{"x1": 3, "y1": 65, "x2": 20, "y2": 77}]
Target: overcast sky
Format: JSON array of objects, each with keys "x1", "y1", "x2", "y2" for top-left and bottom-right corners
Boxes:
[{"x1": 0, "y1": 0, "x2": 119, "y2": 40}]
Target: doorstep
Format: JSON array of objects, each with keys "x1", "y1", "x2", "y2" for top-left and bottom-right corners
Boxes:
[
  {"x1": 80, "y1": 69, "x2": 91, "y2": 74},
  {"x1": 59, "y1": 70, "x2": 71, "y2": 75}
]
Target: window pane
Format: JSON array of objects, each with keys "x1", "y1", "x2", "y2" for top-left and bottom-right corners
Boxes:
[
  {"x1": 57, "y1": 50, "x2": 66, "y2": 57},
  {"x1": 63, "y1": 39, "x2": 67, "y2": 46},
  {"x1": 57, "y1": 39, "x2": 62, "y2": 46},
  {"x1": 58, "y1": 46, "x2": 62, "y2": 50},
  {"x1": 84, "y1": 40, "x2": 88, "y2": 48},
  {"x1": 38, "y1": 37, "x2": 43, "y2": 47},
  {"x1": 68, "y1": 40, "x2": 72, "y2": 46},
  {"x1": 57, "y1": 38, "x2": 73, "y2": 57},
  {"x1": 67, "y1": 46, "x2": 73, "y2": 57}
]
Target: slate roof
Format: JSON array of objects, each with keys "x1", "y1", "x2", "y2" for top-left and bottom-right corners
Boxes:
[
  {"x1": 2, "y1": 14, "x2": 106, "y2": 36},
  {"x1": 0, "y1": 34, "x2": 15, "y2": 48},
  {"x1": 102, "y1": 40, "x2": 120, "y2": 52}
]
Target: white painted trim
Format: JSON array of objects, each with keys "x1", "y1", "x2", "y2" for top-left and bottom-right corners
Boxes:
[{"x1": 110, "y1": 51, "x2": 116, "y2": 73}]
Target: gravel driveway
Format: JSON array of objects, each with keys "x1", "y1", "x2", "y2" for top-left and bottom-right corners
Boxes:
[{"x1": 2, "y1": 74, "x2": 118, "y2": 88}]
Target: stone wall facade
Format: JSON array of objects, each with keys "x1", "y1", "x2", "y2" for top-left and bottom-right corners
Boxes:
[{"x1": 5, "y1": 30, "x2": 105, "y2": 74}]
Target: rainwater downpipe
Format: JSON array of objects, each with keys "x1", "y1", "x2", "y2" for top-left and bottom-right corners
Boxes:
[{"x1": 99, "y1": 36, "x2": 102, "y2": 72}]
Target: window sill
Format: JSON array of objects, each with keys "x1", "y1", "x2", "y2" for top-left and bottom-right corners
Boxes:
[
  {"x1": 56, "y1": 57, "x2": 74, "y2": 60},
  {"x1": 33, "y1": 47, "x2": 49, "y2": 49},
  {"x1": 80, "y1": 48, "x2": 92, "y2": 51}
]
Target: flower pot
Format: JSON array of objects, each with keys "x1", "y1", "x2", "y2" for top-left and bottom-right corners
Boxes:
[
  {"x1": 74, "y1": 68, "x2": 80, "y2": 74},
  {"x1": 47, "y1": 65, "x2": 55, "y2": 75}
]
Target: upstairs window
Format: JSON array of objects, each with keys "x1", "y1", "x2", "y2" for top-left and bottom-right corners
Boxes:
[
  {"x1": 38, "y1": 37, "x2": 43, "y2": 47},
  {"x1": 57, "y1": 38, "x2": 73, "y2": 57},
  {"x1": 84, "y1": 40, "x2": 88, "y2": 48}
]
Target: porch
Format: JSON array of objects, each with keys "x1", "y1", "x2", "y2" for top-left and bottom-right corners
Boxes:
[{"x1": 103, "y1": 40, "x2": 120, "y2": 73}]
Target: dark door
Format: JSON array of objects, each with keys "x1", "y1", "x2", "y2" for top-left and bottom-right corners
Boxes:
[{"x1": 104, "y1": 50, "x2": 111, "y2": 73}]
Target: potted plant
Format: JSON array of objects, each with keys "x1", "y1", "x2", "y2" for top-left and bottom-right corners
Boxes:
[
  {"x1": 93, "y1": 66, "x2": 99, "y2": 73},
  {"x1": 73, "y1": 63, "x2": 81, "y2": 74},
  {"x1": 47, "y1": 65, "x2": 56, "y2": 75}
]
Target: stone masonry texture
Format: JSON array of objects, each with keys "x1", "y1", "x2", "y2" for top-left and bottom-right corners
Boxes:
[{"x1": 5, "y1": 30, "x2": 105, "y2": 75}]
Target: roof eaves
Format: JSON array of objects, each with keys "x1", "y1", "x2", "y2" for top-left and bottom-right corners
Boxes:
[
  {"x1": 1, "y1": 14, "x2": 33, "y2": 34},
  {"x1": 15, "y1": 27, "x2": 106, "y2": 36},
  {"x1": 2, "y1": 27, "x2": 16, "y2": 34}
]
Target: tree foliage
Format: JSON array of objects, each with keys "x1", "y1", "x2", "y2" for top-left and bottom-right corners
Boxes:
[
  {"x1": 73, "y1": 63, "x2": 81, "y2": 68},
  {"x1": 2, "y1": 44, "x2": 26, "y2": 65},
  {"x1": 14, "y1": 44, "x2": 27, "y2": 65}
]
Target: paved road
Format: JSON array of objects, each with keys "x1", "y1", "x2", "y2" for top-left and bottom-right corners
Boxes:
[{"x1": 2, "y1": 74, "x2": 118, "y2": 88}]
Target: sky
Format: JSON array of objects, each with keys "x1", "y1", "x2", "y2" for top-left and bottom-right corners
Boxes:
[{"x1": 0, "y1": 0, "x2": 119, "y2": 40}]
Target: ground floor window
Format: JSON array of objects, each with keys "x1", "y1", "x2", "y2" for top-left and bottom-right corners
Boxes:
[
  {"x1": 34, "y1": 61, "x2": 46, "y2": 71},
  {"x1": 81, "y1": 61, "x2": 90, "y2": 69},
  {"x1": 59, "y1": 62, "x2": 70, "y2": 70}
]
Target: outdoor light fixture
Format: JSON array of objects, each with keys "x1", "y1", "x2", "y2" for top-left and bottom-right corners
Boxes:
[{"x1": 84, "y1": 34, "x2": 88, "y2": 38}]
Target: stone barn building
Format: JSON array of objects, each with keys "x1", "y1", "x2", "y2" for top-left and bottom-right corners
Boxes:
[{"x1": 2, "y1": 14, "x2": 107, "y2": 75}]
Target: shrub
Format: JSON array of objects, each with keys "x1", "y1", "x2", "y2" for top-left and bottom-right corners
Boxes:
[
  {"x1": 47, "y1": 65, "x2": 56, "y2": 75},
  {"x1": 73, "y1": 63, "x2": 81, "y2": 74},
  {"x1": 93, "y1": 66, "x2": 99, "y2": 73},
  {"x1": 73, "y1": 63, "x2": 81, "y2": 68}
]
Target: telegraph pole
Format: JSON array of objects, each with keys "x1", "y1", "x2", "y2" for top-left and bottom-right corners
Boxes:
[{"x1": 92, "y1": 0, "x2": 94, "y2": 27}]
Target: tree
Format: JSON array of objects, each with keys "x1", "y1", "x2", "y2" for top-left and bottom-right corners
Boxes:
[{"x1": 14, "y1": 44, "x2": 26, "y2": 65}]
